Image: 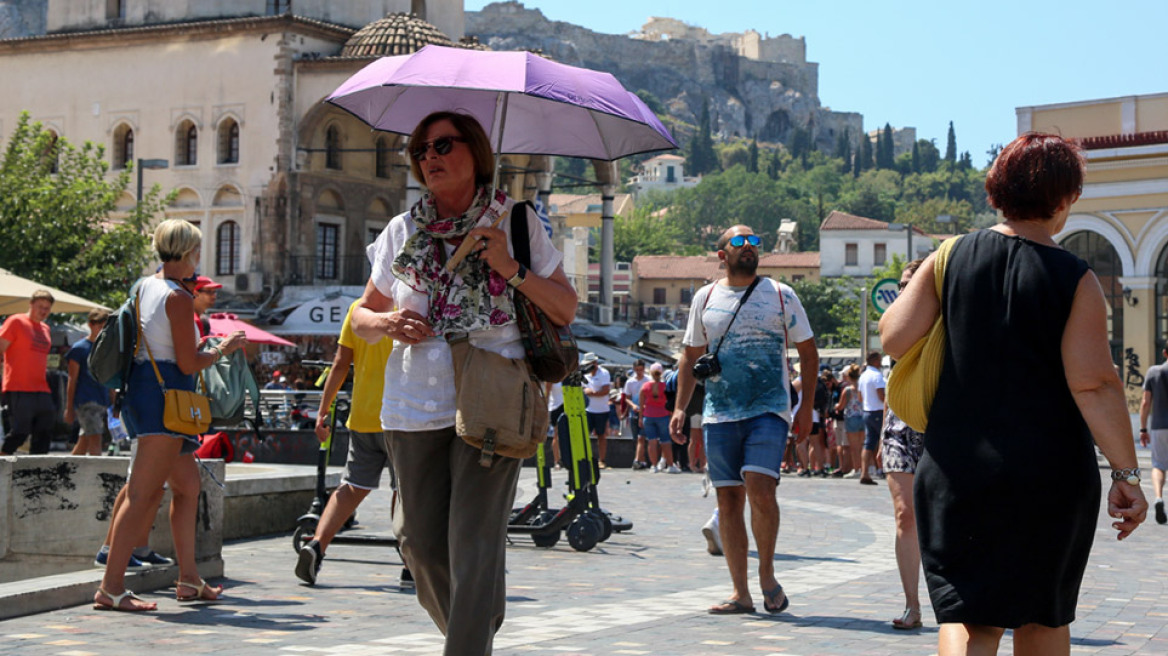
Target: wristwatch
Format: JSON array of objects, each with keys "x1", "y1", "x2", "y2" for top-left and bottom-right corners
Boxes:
[
  {"x1": 1110, "y1": 467, "x2": 1141, "y2": 486},
  {"x1": 507, "y1": 263, "x2": 528, "y2": 288}
]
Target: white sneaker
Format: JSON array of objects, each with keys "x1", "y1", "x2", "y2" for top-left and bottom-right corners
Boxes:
[
  {"x1": 843, "y1": 470, "x2": 862, "y2": 479},
  {"x1": 701, "y1": 513, "x2": 722, "y2": 555},
  {"x1": 667, "y1": 464, "x2": 682, "y2": 474},
  {"x1": 651, "y1": 464, "x2": 661, "y2": 473}
]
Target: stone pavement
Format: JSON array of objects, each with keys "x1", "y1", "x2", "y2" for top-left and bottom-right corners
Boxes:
[{"x1": 2, "y1": 457, "x2": 1167, "y2": 655}]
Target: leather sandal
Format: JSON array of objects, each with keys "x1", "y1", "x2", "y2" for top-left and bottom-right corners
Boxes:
[
  {"x1": 892, "y1": 607, "x2": 923, "y2": 630},
  {"x1": 175, "y1": 579, "x2": 224, "y2": 602},
  {"x1": 93, "y1": 587, "x2": 155, "y2": 612},
  {"x1": 707, "y1": 598, "x2": 755, "y2": 614},
  {"x1": 762, "y1": 583, "x2": 789, "y2": 614}
]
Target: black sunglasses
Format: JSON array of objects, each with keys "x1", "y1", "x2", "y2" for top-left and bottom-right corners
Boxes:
[
  {"x1": 898, "y1": 281, "x2": 909, "y2": 290},
  {"x1": 728, "y1": 234, "x2": 761, "y2": 248},
  {"x1": 411, "y1": 136, "x2": 466, "y2": 161}
]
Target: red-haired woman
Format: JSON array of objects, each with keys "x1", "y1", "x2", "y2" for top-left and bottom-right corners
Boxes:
[{"x1": 880, "y1": 133, "x2": 1147, "y2": 655}]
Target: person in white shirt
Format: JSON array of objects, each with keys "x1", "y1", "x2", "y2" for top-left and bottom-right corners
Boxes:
[
  {"x1": 622, "y1": 359, "x2": 649, "y2": 469},
  {"x1": 856, "y1": 351, "x2": 886, "y2": 485},
  {"x1": 581, "y1": 353, "x2": 611, "y2": 468}
]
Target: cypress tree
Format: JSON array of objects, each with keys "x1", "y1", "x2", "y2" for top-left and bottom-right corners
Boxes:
[
  {"x1": 945, "y1": 121, "x2": 957, "y2": 163},
  {"x1": 880, "y1": 123, "x2": 895, "y2": 169},
  {"x1": 859, "y1": 132, "x2": 874, "y2": 172},
  {"x1": 748, "y1": 137, "x2": 759, "y2": 173},
  {"x1": 911, "y1": 140, "x2": 921, "y2": 173}
]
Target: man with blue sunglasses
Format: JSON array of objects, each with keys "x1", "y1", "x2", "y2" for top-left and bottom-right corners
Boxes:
[{"x1": 671, "y1": 225, "x2": 818, "y2": 616}]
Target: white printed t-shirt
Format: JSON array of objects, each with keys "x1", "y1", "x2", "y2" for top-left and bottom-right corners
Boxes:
[
  {"x1": 623, "y1": 374, "x2": 648, "y2": 409},
  {"x1": 583, "y1": 366, "x2": 611, "y2": 414},
  {"x1": 858, "y1": 365, "x2": 886, "y2": 412},
  {"x1": 368, "y1": 200, "x2": 563, "y2": 432},
  {"x1": 683, "y1": 278, "x2": 813, "y2": 425}
]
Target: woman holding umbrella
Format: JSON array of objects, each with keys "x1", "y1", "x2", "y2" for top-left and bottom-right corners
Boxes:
[{"x1": 353, "y1": 111, "x2": 576, "y2": 655}]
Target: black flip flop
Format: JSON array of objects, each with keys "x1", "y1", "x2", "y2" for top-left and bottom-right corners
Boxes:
[
  {"x1": 708, "y1": 599, "x2": 755, "y2": 615},
  {"x1": 762, "y1": 584, "x2": 789, "y2": 614}
]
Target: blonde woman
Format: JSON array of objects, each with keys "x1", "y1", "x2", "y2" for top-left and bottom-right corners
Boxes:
[
  {"x1": 831, "y1": 364, "x2": 864, "y2": 478},
  {"x1": 95, "y1": 219, "x2": 247, "y2": 612}
]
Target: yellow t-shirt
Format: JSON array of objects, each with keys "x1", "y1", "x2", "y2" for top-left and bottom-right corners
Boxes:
[{"x1": 337, "y1": 300, "x2": 393, "y2": 433}]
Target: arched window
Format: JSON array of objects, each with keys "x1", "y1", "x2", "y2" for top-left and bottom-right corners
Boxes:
[
  {"x1": 113, "y1": 124, "x2": 133, "y2": 170},
  {"x1": 325, "y1": 125, "x2": 342, "y2": 170},
  {"x1": 1063, "y1": 231, "x2": 1123, "y2": 362},
  {"x1": 218, "y1": 119, "x2": 239, "y2": 164},
  {"x1": 175, "y1": 120, "x2": 197, "y2": 166},
  {"x1": 375, "y1": 137, "x2": 390, "y2": 179},
  {"x1": 216, "y1": 221, "x2": 240, "y2": 276}
]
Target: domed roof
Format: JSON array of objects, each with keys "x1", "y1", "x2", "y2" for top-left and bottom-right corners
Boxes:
[{"x1": 340, "y1": 12, "x2": 453, "y2": 58}]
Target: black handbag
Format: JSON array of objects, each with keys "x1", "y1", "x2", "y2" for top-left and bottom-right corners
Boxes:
[{"x1": 510, "y1": 202, "x2": 579, "y2": 383}]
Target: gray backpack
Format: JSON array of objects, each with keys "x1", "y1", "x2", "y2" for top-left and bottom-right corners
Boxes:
[
  {"x1": 199, "y1": 336, "x2": 263, "y2": 426},
  {"x1": 89, "y1": 279, "x2": 144, "y2": 392}
]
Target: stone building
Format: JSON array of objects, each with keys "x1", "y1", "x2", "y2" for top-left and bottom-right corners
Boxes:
[
  {"x1": 1019, "y1": 93, "x2": 1168, "y2": 408},
  {"x1": 0, "y1": 0, "x2": 563, "y2": 322},
  {"x1": 818, "y1": 210, "x2": 931, "y2": 277}
]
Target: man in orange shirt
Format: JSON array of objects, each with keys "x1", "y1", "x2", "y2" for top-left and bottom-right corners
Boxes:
[{"x1": 0, "y1": 290, "x2": 56, "y2": 455}]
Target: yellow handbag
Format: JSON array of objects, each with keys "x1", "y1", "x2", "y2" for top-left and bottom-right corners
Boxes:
[
  {"x1": 136, "y1": 289, "x2": 213, "y2": 436},
  {"x1": 886, "y1": 235, "x2": 963, "y2": 432}
]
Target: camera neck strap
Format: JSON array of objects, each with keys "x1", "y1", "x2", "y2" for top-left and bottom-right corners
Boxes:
[{"x1": 709, "y1": 276, "x2": 762, "y2": 357}]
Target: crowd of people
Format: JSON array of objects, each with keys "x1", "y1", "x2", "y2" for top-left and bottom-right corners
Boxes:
[{"x1": 0, "y1": 123, "x2": 1153, "y2": 656}]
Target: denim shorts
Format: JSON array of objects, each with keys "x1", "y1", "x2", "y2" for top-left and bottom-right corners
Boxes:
[
  {"x1": 122, "y1": 359, "x2": 200, "y2": 450},
  {"x1": 863, "y1": 410, "x2": 884, "y2": 450},
  {"x1": 844, "y1": 412, "x2": 865, "y2": 433},
  {"x1": 642, "y1": 415, "x2": 670, "y2": 442},
  {"x1": 703, "y1": 413, "x2": 789, "y2": 487}
]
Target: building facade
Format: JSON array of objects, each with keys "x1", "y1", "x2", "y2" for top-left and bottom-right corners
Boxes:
[
  {"x1": 818, "y1": 210, "x2": 931, "y2": 277},
  {"x1": 1019, "y1": 92, "x2": 1168, "y2": 411}
]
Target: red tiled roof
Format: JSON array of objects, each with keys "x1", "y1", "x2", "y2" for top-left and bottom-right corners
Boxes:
[
  {"x1": 1081, "y1": 131, "x2": 1168, "y2": 150},
  {"x1": 633, "y1": 252, "x2": 819, "y2": 280},
  {"x1": 820, "y1": 210, "x2": 888, "y2": 231}
]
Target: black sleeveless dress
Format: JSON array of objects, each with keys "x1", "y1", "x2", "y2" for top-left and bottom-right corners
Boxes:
[{"x1": 915, "y1": 229, "x2": 1099, "y2": 629}]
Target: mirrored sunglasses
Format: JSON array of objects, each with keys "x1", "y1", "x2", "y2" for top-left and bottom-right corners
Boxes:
[
  {"x1": 411, "y1": 136, "x2": 466, "y2": 161},
  {"x1": 728, "y1": 234, "x2": 761, "y2": 248}
]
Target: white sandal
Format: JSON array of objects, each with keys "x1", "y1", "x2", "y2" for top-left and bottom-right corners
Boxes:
[{"x1": 93, "y1": 587, "x2": 154, "y2": 612}]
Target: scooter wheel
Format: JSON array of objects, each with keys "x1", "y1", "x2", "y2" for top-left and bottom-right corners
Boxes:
[
  {"x1": 292, "y1": 521, "x2": 316, "y2": 553},
  {"x1": 532, "y1": 530, "x2": 560, "y2": 548},
  {"x1": 567, "y1": 515, "x2": 601, "y2": 552},
  {"x1": 588, "y1": 509, "x2": 613, "y2": 542}
]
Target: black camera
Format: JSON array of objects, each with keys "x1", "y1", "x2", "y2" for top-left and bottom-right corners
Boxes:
[{"x1": 692, "y1": 352, "x2": 721, "y2": 381}]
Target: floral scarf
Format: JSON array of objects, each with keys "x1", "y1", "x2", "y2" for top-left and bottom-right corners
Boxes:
[{"x1": 390, "y1": 186, "x2": 516, "y2": 335}]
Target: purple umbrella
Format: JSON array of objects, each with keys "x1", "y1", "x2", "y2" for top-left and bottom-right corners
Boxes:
[{"x1": 326, "y1": 44, "x2": 677, "y2": 162}]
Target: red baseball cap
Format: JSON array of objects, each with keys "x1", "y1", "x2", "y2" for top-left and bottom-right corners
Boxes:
[{"x1": 194, "y1": 275, "x2": 223, "y2": 291}]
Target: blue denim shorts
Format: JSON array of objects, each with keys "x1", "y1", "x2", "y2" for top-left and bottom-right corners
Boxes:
[
  {"x1": 642, "y1": 415, "x2": 670, "y2": 442},
  {"x1": 863, "y1": 411, "x2": 884, "y2": 450},
  {"x1": 122, "y1": 359, "x2": 201, "y2": 451},
  {"x1": 703, "y1": 413, "x2": 790, "y2": 487},
  {"x1": 844, "y1": 412, "x2": 865, "y2": 433}
]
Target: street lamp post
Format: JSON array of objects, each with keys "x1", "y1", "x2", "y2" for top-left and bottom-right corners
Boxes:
[
  {"x1": 136, "y1": 158, "x2": 169, "y2": 210},
  {"x1": 935, "y1": 214, "x2": 955, "y2": 233}
]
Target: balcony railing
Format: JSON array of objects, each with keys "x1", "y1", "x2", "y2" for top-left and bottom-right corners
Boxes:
[{"x1": 283, "y1": 255, "x2": 371, "y2": 286}]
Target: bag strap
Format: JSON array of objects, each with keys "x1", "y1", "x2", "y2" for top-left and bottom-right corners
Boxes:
[
  {"x1": 136, "y1": 279, "x2": 206, "y2": 393},
  {"x1": 511, "y1": 201, "x2": 532, "y2": 269},
  {"x1": 710, "y1": 276, "x2": 762, "y2": 357},
  {"x1": 932, "y1": 235, "x2": 962, "y2": 300}
]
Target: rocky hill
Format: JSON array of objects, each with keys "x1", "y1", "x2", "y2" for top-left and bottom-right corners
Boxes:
[{"x1": 467, "y1": 1, "x2": 862, "y2": 152}]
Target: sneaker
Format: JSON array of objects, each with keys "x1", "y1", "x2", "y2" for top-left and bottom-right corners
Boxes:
[
  {"x1": 399, "y1": 567, "x2": 415, "y2": 591},
  {"x1": 667, "y1": 464, "x2": 682, "y2": 474},
  {"x1": 831, "y1": 470, "x2": 846, "y2": 478},
  {"x1": 813, "y1": 470, "x2": 828, "y2": 478},
  {"x1": 137, "y1": 550, "x2": 174, "y2": 567},
  {"x1": 651, "y1": 464, "x2": 661, "y2": 473},
  {"x1": 843, "y1": 470, "x2": 863, "y2": 479},
  {"x1": 701, "y1": 513, "x2": 723, "y2": 555},
  {"x1": 860, "y1": 478, "x2": 878, "y2": 486},
  {"x1": 93, "y1": 550, "x2": 149, "y2": 571},
  {"x1": 295, "y1": 539, "x2": 323, "y2": 585},
  {"x1": 797, "y1": 469, "x2": 812, "y2": 478},
  {"x1": 1156, "y1": 500, "x2": 1167, "y2": 525},
  {"x1": 632, "y1": 461, "x2": 649, "y2": 471}
]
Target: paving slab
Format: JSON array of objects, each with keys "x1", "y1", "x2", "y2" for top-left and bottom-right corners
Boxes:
[{"x1": 1, "y1": 450, "x2": 1164, "y2": 655}]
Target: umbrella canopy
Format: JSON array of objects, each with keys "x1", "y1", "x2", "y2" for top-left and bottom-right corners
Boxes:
[
  {"x1": 208, "y1": 313, "x2": 295, "y2": 347},
  {"x1": 327, "y1": 44, "x2": 677, "y2": 161},
  {"x1": 0, "y1": 267, "x2": 111, "y2": 315}
]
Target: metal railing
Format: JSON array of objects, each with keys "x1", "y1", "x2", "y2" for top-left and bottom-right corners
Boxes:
[{"x1": 283, "y1": 255, "x2": 370, "y2": 286}]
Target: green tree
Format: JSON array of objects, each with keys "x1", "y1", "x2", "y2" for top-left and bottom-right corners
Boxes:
[
  {"x1": 634, "y1": 89, "x2": 664, "y2": 116},
  {"x1": 766, "y1": 147, "x2": 784, "y2": 180},
  {"x1": 748, "y1": 138, "x2": 759, "y2": 173},
  {"x1": 834, "y1": 128, "x2": 852, "y2": 170},
  {"x1": 911, "y1": 140, "x2": 921, "y2": 173},
  {"x1": 858, "y1": 132, "x2": 874, "y2": 173},
  {"x1": 788, "y1": 125, "x2": 813, "y2": 165},
  {"x1": 612, "y1": 204, "x2": 702, "y2": 262},
  {"x1": 877, "y1": 123, "x2": 896, "y2": 169},
  {"x1": 789, "y1": 278, "x2": 860, "y2": 347},
  {"x1": 719, "y1": 143, "x2": 751, "y2": 170},
  {"x1": 917, "y1": 139, "x2": 941, "y2": 173},
  {"x1": 945, "y1": 121, "x2": 957, "y2": 163},
  {"x1": 687, "y1": 98, "x2": 720, "y2": 176},
  {"x1": 0, "y1": 112, "x2": 171, "y2": 307}
]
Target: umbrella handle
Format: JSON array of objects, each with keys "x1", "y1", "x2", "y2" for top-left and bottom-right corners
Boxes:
[{"x1": 444, "y1": 208, "x2": 512, "y2": 272}]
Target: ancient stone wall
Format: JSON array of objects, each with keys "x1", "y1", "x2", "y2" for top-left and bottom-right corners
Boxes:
[{"x1": 468, "y1": 2, "x2": 858, "y2": 150}]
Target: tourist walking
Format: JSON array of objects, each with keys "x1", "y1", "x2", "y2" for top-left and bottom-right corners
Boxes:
[
  {"x1": 65, "y1": 309, "x2": 113, "y2": 455},
  {"x1": 95, "y1": 219, "x2": 247, "y2": 611},
  {"x1": 857, "y1": 351, "x2": 885, "y2": 485},
  {"x1": 0, "y1": 290, "x2": 56, "y2": 455},
  {"x1": 881, "y1": 133, "x2": 1147, "y2": 655},
  {"x1": 1140, "y1": 347, "x2": 1168, "y2": 524},
  {"x1": 832, "y1": 364, "x2": 864, "y2": 478},
  {"x1": 670, "y1": 224, "x2": 818, "y2": 615},
  {"x1": 640, "y1": 362, "x2": 680, "y2": 473},
  {"x1": 580, "y1": 353, "x2": 612, "y2": 468},
  {"x1": 353, "y1": 111, "x2": 575, "y2": 655}
]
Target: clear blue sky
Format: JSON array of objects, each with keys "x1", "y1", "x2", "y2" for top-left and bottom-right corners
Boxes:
[{"x1": 465, "y1": 1, "x2": 1168, "y2": 166}]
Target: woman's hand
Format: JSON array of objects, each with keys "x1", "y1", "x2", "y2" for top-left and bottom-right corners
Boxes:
[
  {"x1": 384, "y1": 309, "x2": 435, "y2": 345},
  {"x1": 219, "y1": 330, "x2": 248, "y2": 355},
  {"x1": 1108, "y1": 481, "x2": 1148, "y2": 540},
  {"x1": 467, "y1": 226, "x2": 519, "y2": 279}
]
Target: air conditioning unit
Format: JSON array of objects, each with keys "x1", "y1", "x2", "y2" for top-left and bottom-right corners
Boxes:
[{"x1": 234, "y1": 272, "x2": 263, "y2": 293}]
